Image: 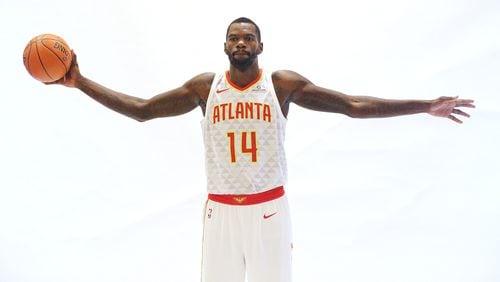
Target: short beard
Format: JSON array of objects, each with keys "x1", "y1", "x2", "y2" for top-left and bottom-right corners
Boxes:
[{"x1": 228, "y1": 52, "x2": 258, "y2": 70}]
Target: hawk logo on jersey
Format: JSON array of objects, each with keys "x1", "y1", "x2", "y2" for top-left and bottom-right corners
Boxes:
[{"x1": 232, "y1": 196, "x2": 247, "y2": 204}]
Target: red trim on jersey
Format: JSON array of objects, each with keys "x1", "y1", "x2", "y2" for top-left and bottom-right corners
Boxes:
[
  {"x1": 208, "y1": 186, "x2": 284, "y2": 206},
  {"x1": 225, "y1": 69, "x2": 263, "y2": 91}
]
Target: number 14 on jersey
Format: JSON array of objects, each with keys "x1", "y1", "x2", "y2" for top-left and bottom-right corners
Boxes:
[{"x1": 227, "y1": 131, "x2": 258, "y2": 163}]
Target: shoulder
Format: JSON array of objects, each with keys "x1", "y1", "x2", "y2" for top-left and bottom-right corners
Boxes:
[
  {"x1": 184, "y1": 72, "x2": 216, "y2": 100},
  {"x1": 271, "y1": 70, "x2": 312, "y2": 100},
  {"x1": 272, "y1": 70, "x2": 311, "y2": 89},
  {"x1": 185, "y1": 72, "x2": 216, "y2": 87},
  {"x1": 272, "y1": 70, "x2": 308, "y2": 82}
]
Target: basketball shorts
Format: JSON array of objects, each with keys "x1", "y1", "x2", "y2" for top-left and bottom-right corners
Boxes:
[{"x1": 201, "y1": 187, "x2": 292, "y2": 282}]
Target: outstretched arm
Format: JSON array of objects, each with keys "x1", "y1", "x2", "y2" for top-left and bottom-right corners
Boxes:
[
  {"x1": 272, "y1": 70, "x2": 475, "y2": 123},
  {"x1": 50, "y1": 52, "x2": 214, "y2": 122}
]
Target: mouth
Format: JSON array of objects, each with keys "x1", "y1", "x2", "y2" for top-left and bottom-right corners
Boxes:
[{"x1": 233, "y1": 51, "x2": 250, "y2": 56}]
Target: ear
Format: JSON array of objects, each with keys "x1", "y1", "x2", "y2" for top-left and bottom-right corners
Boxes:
[
  {"x1": 224, "y1": 42, "x2": 229, "y2": 55},
  {"x1": 257, "y1": 42, "x2": 264, "y2": 55}
]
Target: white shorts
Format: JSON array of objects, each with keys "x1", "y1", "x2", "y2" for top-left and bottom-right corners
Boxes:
[{"x1": 201, "y1": 191, "x2": 292, "y2": 282}]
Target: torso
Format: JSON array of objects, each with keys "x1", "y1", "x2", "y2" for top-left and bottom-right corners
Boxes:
[{"x1": 201, "y1": 69, "x2": 288, "y2": 194}]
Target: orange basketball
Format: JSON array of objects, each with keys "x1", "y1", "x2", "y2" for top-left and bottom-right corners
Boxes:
[{"x1": 23, "y1": 34, "x2": 73, "y2": 83}]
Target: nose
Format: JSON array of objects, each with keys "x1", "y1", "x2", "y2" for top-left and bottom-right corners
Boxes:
[{"x1": 236, "y1": 39, "x2": 246, "y2": 48}]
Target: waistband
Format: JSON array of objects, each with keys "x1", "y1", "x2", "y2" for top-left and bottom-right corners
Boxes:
[{"x1": 208, "y1": 186, "x2": 285, "y2": 206}]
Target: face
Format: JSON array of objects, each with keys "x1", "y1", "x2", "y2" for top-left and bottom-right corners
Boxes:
[{"x1": 225, "y1": 23, "x2": 263, "y2": 69}]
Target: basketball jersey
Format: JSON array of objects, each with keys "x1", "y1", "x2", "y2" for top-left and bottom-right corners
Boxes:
[{"x1": 201, "y1": 69, "x2": 288, "y2": 195}]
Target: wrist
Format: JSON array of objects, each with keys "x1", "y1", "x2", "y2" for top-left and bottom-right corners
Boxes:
[
  {"x1": 424, "y1": 99, "x2": 433, "y2": 114},
  {"x1": 73, "y1": 75, "x2": 87, "y2": 89}
]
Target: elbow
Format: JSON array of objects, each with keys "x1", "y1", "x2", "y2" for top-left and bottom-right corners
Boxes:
[
  {"x1": 135, "y1": 116, "x2": 149, "y2": 123},
  {"x1": 133, "y1": 110, "x2": 154, "y2": 122},
  {"x1": 131, "y1": 103, "x2": 154, "y2": 122},
  {"x1": 344, "y1": 103, "x2": 363, "y2": 118},
  {"x1": 344, "y1": 101, "x2": 377, "y2": 119}
]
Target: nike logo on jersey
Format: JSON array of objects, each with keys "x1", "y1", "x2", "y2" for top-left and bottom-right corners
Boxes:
[
  {"x1": 263, "y1": 212, "x2": 277, "y2": 219},
  {"x1": 216, "y1": 88, "x2": 230, "y2": 94}
]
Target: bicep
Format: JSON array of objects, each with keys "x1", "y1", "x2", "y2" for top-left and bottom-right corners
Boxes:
[
  {"x1": 142, "y1": 73, "x2": 213, "y2": 120},
  {"x1": 292, "y1": 82, "x2": 356, "y2": 116},
  {"x1": 145, "y1": 86, "x2": 199, "y2": 118}
]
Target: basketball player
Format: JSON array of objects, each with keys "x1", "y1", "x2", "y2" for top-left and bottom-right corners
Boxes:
[{"x1": 49, "y1": 17, "x2": 474, "y2": 282}]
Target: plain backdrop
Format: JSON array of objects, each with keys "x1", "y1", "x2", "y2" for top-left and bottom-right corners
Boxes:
[{"x1": 1, "y1": 0, "x2": 499, "y2": 281}]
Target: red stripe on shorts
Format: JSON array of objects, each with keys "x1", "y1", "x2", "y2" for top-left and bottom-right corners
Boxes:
[{"x1": 208, "y1": 186, "x2": 284, "y2": 205}]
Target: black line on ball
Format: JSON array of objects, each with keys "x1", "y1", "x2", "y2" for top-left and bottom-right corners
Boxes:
[
  {"x1": 41, "y1": 39, "x2": 68, "y2": 73},
  {"x1": 25, "y1": 43, "x2": 34, "y2": 76},
  {"x1": 35, "y1": 41, "x2": 54, "y2": 81}
]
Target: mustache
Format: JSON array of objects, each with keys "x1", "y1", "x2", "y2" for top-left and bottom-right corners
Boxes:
[{"x1": 232, "y1": 50, "x2": 250, "y2": 56}]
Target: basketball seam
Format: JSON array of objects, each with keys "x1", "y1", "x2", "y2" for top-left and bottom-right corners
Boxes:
[
  {"x1": 25, "y1": 43, "x2": 34, "y2": 77},
  {"x1": 41, "y1": 39, "x2": 69, "y2": 74},
  {"x1": 35, "y1": 41, "x2": 54, "y2": 81}
]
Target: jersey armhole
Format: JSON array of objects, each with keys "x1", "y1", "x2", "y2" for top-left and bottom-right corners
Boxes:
[
  {"x1": 201, "y1": 72, "x2": 224, "y2": 122},
  {"x1": 267, "y1": 71, "x2": 288, "y2": 122}
]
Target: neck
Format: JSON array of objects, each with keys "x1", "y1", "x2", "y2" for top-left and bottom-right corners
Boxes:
[{"x1": 228, "y1": 61, "x2": 260, "y2": 88}]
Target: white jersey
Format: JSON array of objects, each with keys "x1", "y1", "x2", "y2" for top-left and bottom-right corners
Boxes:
[{"x1": 201, "y1": 69, "x2": 288, "y2": 195}]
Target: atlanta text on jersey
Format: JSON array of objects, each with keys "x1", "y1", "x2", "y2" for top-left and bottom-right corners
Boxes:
[{"x1": 212, "y1": 102, "x2": 272, "y2": 124}]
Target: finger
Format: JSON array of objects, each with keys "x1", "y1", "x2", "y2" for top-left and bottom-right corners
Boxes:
[
  {"x1": 448, "y1": 115, "x2": 463, "y2": 124},
  {"x1": 452, "y1": 109, "x2": 470, "y2": 118},
  {"x1": 459, "y1": 104, "x2": 476, "y2": 108},
  {"x1": 438, "y1": 96, "x2": 458, "y2": 103},
  {"x1": 69, "y1": 50, "x2": 78, "y2": 67},
  {"x1": 43, "y1": 79, "x2": 61, "y2": 85},
  {"x1": 456, "y1": 99, "x2": 475, "y2": 107}
]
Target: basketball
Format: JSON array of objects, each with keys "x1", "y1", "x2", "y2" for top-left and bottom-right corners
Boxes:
[{"x1": 23, "y1": 34, "x2": 73, "y2": 83}]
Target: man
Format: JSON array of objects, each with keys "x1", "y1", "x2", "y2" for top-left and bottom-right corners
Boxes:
[{"x1": 50, "y1": 17, "x2": 474, "y2": 282}]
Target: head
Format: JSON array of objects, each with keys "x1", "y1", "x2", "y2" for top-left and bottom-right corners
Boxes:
[{"x1": 224, "y1": 17, "x2": 263, "y2": 70}]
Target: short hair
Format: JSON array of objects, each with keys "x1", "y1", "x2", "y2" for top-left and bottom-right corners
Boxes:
[{"x1": 226, "y1": 17, "x2": 261, "y2": 42}]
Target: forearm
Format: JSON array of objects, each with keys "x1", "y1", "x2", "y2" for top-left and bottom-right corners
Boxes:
[
  {"x1": 349, "y1": 96, "x2": 432, "y2": 118},
  {"x1": 294, "y1": 84, "x2": 432, "y2": 118},
  {"x1": 75, "y1": 76, "x2": 148, "y2": 121}
]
